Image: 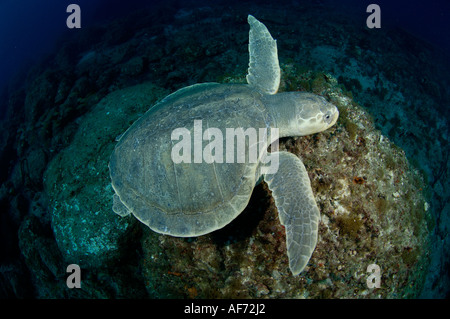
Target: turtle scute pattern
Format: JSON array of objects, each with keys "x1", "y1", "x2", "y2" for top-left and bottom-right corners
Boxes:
[{"x1": 110, "y1": 83, "x2": 272, "y2": 237}]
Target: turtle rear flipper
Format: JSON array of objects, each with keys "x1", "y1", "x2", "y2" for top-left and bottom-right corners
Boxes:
[{"x1": 112, "y1": 194, "x2": 131, "y2": 217}]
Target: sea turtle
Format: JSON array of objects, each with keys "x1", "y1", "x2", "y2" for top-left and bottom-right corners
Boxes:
[{"x1": 109, "y1": 15, "x2": 339, "y2": 275}]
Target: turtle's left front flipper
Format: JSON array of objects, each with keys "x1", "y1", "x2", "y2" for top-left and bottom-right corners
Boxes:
[
  {"x1": 263, "y1": 151, "x2": 320, "y2": 275},
  {"x1": 246, "y1": 15, "x2": 280, "y2": 95}
]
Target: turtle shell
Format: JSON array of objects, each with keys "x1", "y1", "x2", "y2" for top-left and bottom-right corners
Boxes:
[{"x1": 109, "y1": 83, "x2": 272, "y2": 237}]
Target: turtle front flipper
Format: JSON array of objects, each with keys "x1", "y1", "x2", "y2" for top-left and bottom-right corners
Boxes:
[
  {"x1": 263, "y1": 151, "x2": 319, "y2": 275},
  {"x1": 246, "y1": 15, "x2": 280, "y2": 95}
]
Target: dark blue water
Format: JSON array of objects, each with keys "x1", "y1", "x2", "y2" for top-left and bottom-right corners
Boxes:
[
  {"x1": 1, "y1": 0, "x2": 448, "y2": 94},
  {"x1": 0, "y1": 0, "x2": 448, "y2": 299},
  {"x1": 0, "y1": 0, "x2": 157, "y2": 97}
]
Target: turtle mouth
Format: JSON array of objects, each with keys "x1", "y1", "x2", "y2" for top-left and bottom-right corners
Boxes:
[{"x1": 331, "y1": 109, "x2": 339, "y2": 126}]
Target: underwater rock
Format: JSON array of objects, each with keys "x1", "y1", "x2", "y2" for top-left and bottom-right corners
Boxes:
[
  {"x1": 120, "y1": 56, "x2": 145, "y2": 76},
  {"x1": 54, "y1": 77, "x2": 74, "y2": 105},
  {"x1": 9, "y1": 3, "x2": 439, "y2": 298},
  {"x1": 136, "y1": 69, "x2": 431, "y2": 299},
  {"x1": 29, "y1": 191, "x2": 51, "y2": 226},
  {"x1": 0, "y1": 261, "x2": 33, "y2": 298},
  {"x1": 24, "y1": 71, "x2": 59, "y2": 123},
  {"x1": 43, "y1": 82, "x2": 169, "y2": 268},
  {"x1": 18, "y1": 215, "x2": 66, "y2": 298},
  {"x1": 23, "y1": 146, "x2": 47, "y2": 190},
  {"x1": 39, "y1": 61, "x2": 430, "y2": 298},
  {"x1": 9, "y1": 193, "x2": 29, "y2": 225}
]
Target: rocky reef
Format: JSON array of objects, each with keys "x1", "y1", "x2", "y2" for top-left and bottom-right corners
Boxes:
[
  {"x1": 137, "y1": 69, "x2": 431, "y2": 298},
  {"x1": 36, "y1": 70, "x2": 431, "y2": 298},
  {"x1": 0, "y1": 1, "x2": 447, "y2": 298}
]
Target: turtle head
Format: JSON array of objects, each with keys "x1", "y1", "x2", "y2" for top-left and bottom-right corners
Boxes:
[
  {"x1": 266, "y1": 92, "x2": 339, "y2": 137},
  {"x1": 293, "y1": 92, "x2": 339, "y2": 136}
]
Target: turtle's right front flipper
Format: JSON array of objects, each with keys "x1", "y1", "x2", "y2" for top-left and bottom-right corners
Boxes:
[{"x1": 263, "y1": 151, "x2": 320, "y2": 275}]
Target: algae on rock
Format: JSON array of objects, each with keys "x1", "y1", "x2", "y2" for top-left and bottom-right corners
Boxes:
[{"x1": 43, "y1": 82, "x2": 168, "y2": 268}]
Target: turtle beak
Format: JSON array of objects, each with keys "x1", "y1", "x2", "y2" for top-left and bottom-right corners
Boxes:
[{"x1": 331, "y1": 108, "x2": 339, "y2": 126}]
